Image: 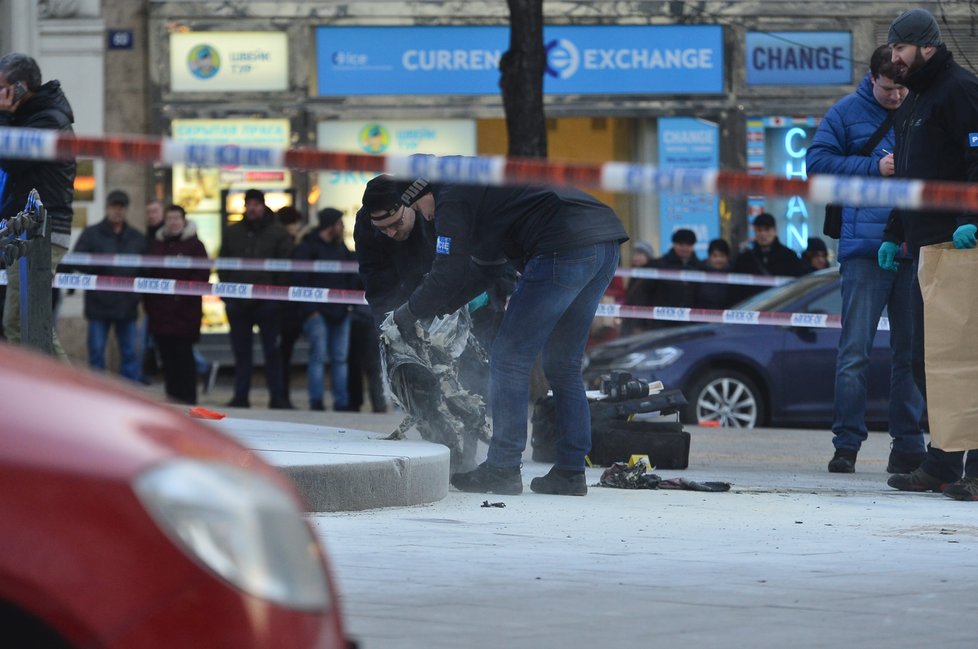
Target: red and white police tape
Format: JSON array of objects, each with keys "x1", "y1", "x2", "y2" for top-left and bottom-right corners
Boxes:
[
  {"x1": 3, "y1": 126, "x2": 978, "y2": 211},
  {"x1": 0, "y1": 271, "x2": 890, "y2": 331},
  {"x1": 57, "y1": 252, "x2": 789, "y2": 287}
]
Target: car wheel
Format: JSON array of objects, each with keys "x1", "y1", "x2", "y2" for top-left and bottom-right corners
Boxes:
[{"x1": 683, "y1": 369, "x2": 765, "y2": 428}]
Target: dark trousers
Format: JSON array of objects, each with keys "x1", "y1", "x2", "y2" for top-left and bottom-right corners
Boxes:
[
  {"x1": 910, "y1": 263, "x2": 978, "y2": 480},
  {"x1": 347, "y1": 316, "x2": 387, "y2": 412},
  {"x1": 156, "y1": 335, "x2": 197, "y2": 405},
  {"x1": 225, "y1": 300, "x2": 286, "y2": 404}
]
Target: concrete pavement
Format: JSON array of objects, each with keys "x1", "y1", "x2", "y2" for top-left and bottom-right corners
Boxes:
[{"x1": 138, "y1": 378, "x2": 978, "y2": 649}]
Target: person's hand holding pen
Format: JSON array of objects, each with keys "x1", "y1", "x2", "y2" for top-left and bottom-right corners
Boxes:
[{"x1": 879, "y1": 148, "x2": 895, "y2": 177}]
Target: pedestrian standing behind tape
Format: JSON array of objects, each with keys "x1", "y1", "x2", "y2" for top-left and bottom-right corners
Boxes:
[
  {"x1": 731, "y1": 212, "x2": 807, "y2": 301},
  {"x1": 0, "y1": 52, "x2": 75, "y2": 357},
  {"x1": 878, "y1": 8, "x2": 978, "y2": 500},
  {"x1": 143, "y1": 204, "x2": 209, "y2": 405},
  {"x1": 383, "y1": 181, "x2": 628, "y2": 497}
]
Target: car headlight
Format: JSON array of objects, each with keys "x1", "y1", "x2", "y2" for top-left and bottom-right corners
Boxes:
[
  {"x1": 620, "y1": 346, "x2": 683, "y2": 370},
  {"x1": 134, "y1": 459, "x2": 330, "y2": 611}
]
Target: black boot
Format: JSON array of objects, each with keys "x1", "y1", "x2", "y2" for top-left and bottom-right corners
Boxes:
[
  {"x1": 450, "y1": 462, "x2": 522, "y2": 495},
  {"x1": 530, "y1": 467, "x2": 587, "y2": 496}
]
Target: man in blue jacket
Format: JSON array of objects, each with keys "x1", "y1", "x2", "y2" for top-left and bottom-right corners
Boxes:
[{"x1": 807, "y1": 44, "x2": 925, "y2": 475}]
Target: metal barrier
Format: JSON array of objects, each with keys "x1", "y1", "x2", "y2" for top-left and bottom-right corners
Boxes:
[{"x1": 0, "y1": 189, "x2": 53, "y2": 355}]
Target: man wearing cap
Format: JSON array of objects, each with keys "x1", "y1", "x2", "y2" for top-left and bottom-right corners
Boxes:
[
  {"x1": 354, "y1": 176, "x2": 437, "y2": 327},
  {"x1": 218, "y1": 188, "x2": 294, "y2": 409},
  {"x1": 71, "y1": 190, "x2": 147, "y2": 381},
  {"x1": 292, "y1": 207, "x2": 355, "y2": 411},
  {"x1": 373, "y1": 180, "x2": 628, "y2": 496},
  {"x1": 879, "y1": 8, "x2": 978, "y2": 500},
  {"x1": 732, "y1": 212, "x2": 807, "y2": 299},
  {"x1": 641, "y1": 228, "x2": 704, "y2": 328}
]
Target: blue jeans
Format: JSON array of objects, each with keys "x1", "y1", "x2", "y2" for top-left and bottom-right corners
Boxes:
[
  {"x1": 832, "y1": 257, "x2": 925, "y2": 454},
  {"x1": 487, "y1": 242, "x2": 620, "y2": 471},
  {"x1": 303, "y1": 312, "x2": 351, "y2": 408},
  {"x1": 87, "y1": 318, "x2": 140, "y2": 382}
]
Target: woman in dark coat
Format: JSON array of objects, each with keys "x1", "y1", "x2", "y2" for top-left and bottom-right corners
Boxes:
[{"x1": 143, "y1": 204, "x2": 210, "y2": 404}]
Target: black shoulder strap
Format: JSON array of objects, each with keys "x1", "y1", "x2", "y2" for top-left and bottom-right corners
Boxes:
[{"x1": 858, "y1": 111, "x2": 895, "y2": 156}]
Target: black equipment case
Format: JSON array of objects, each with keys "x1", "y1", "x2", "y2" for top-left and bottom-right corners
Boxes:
[{"x1": 530, "y1": 388, "x2": 691, "y2": 469}]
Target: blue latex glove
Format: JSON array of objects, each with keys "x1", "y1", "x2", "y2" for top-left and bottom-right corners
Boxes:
[
  {"x1": 467, "y1": 291, "x2": 490, "y2": 313},
  {"x1": 953, "y1": 223, "x2": 978, "y2": 249},
  {"x1": 877, "y1": 241, "x2": 900, "y2": 272}
]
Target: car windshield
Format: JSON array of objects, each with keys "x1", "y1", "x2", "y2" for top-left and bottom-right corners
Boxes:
[{"x1": 732, "y1": 269, "x2": 839, "y2": 313}]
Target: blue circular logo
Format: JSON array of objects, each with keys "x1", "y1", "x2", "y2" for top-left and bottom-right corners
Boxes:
[
  {"x1": 359, "y1": 124, "x2": 390, "y2": 154},
  {"x1": 545, "y1": 39, "x2": 579, "y2": 79},
  {"x1": 188, "y1": 44, "x2": 220, "y2": 79}
]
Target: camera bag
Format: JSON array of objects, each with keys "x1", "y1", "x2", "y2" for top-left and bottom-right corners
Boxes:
[{"x1": 530, "y1": 389, "x2": 690, "y2": 468}]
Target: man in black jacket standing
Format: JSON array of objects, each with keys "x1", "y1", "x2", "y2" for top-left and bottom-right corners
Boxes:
[
  {"x1": 878, "y1": 8, "x2": 978, "y2": 500},
  {"x1": 732, "y1": 212, "x2": 807, "y2": 300},
  {"x1": 381, "y1": 182, "x2": 628, "y2": 496},
  {"x1": 218, "y1": 188, "x2": 294, "y2": 409},
  {"x1": 0, "y1": 52, "x2": 75, "y2": 356}
]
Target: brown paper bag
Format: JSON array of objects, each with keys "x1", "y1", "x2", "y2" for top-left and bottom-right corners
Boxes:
[{"x1": 918, "y1": 242, "x2": 978, "y2": 451}]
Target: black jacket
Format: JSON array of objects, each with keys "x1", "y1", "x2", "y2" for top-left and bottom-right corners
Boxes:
[
  {"x1": 882, "y1": 45, "x2": 978, "y2": 257},
  {"x1": 0, "y1": 80, "x2": 75, "y2": 241},
  {"x1": 731, "y1": 238, "x2": 806, "y2": 300},
  {"x1": 406, "y1": 184, "x2": 628, "y2": 319},
  {"x1": 646, "y1": 249, "x2": 704, "y2": 309},
  {"x1": 353, "y1": 205, "x2": 437, "y2": 326},
  {"x1": 72, "y1": 219, "x2": 147, "y2": 321},
  {"x1": 292, "y1": 228, "x2": 355, "y2": 322},
  {"x1": 695, "y1": 264, "x2": 737, "y2": 310},
  {"x1": 217, "y1": 209, "x2": 294, "y2": 288}
]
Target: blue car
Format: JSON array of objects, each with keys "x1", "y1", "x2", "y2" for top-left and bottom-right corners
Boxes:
[{"x1": 584, "y1": 269, "x2": 894, "y2": 429}]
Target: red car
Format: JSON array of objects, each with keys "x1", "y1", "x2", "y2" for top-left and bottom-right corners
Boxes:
[{"x1": 0, "y1": 344, "x2": 353, "y2": 649}]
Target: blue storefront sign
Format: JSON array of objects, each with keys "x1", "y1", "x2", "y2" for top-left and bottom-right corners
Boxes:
[
  {"x1": 315, "y1": 25, "x2": 723, "y2": 96},
  {"x1": 658, "y1": 117, "x2": 720, "y2": 256},
  {"x1": 746, "y1": 32, "x2": 852, "y2": 85}
]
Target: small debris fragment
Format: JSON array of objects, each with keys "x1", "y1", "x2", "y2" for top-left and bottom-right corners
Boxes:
[{"x1": 481, "y1": 500, "x2": 505, "y2": 508}]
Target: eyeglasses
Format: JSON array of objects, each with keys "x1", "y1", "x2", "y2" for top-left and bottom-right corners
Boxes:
[{"x1": 372, "y1": 204, "x2": 406, "y2": 233}]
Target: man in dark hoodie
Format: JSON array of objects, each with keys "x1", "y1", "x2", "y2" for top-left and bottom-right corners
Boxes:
[
  {"x1": 878, "y1": 8, "x2": 978, "y2": 501},
  {"x1": 732, "y1": 212, "x2": 807, "y2": 300},
  {"x1": 218, "y1": 188, "x2": 294, "y2": 409},
  {"x1": 0, "y1": 52, "x2": 75, "y2": 357}
]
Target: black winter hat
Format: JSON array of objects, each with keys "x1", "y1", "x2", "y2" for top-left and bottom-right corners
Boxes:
[
  {"x1": 888, "y1": 8, "x2": 942, "y2": 47},
  {"x1": 361, "y1": 175, "x2": 431, "y2": 220},
  {"x1": 106, "y1": 189, "x2": 129, "y2": 206},
  {"x1": 243, "y1": 188, "x2": 265, "y2": 203},
  {"x1": 671, "y1": 228, "x2": 697, "y2": 245},
  {"x1": 317, "y1": 207, "x2": 344, "y2": 229},
  {"x1": 806, "y1": 237, "x2": 828, "y2": 254},
  {"x1": 752, "y1": 212, "x2": 776, "y2": 229}
]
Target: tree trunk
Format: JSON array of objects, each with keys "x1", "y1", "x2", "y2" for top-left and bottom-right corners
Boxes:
[{"x1": 499, "y1": 0, "x2": 547, "y2": 158}]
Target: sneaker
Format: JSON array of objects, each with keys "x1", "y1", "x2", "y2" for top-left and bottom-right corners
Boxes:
[
  {"x1": 887, "y1": 468, "x2": 951, "y2": 493},
  {"x1": 943, "y1": 477, "x2": 978, "y2": 501},
  {"x1": 828, "y1": 449, "x2": 857, "y2": 473},
  {"x1": 887, "y1": 449, "x2": 927, "y2": 474},
  {"x1": 530, "y1": 467, "x2": 588, "y2": 496},
  {"x1": 226, "y1": 397, "x2": 250, "y2": 409},
  {"x1": 450, "y1": 462, "x2": 522, "y2": 495}
]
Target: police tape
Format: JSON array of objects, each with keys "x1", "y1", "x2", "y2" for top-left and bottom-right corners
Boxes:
[
  {"x1": 58, "y1": 252, "x2": 791, "y2": 286},
  {"x1": 0, "y1": 270, "x2": 888, "y2": 331},
  {"x1": 2, "y1": 125, "x2": 977, "y2": 211}
]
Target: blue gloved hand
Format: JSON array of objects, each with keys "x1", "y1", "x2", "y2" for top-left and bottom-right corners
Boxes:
[
  {"x1": 953, "y1": 223, "x2": 978, "y2": 249},
  {"x1": 467, "y1": 291, "x2": 490, "y2": 313},
  {"x1": 877, "y1": 241, "x2": 900, "y2": 272}
]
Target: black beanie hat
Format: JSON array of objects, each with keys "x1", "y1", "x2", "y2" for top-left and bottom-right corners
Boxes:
[
  {"x1": 888, "y1": 8, "x2": 942, "y2": 47},
  {"x1": 317, "y1": 207, "x2": 343, "y2": 229},
  {"x1": 243, "y1": 188, "x2": 265, "y2": 203},
  {"x1": 671, "y1": 228, "x2": 697, "y2": 245}
]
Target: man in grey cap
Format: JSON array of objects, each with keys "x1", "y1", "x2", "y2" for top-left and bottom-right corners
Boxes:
[
  {"x1": 879, "y1": 8, "x2": 978, "y2": 500},
  {"x1": 71, "y1": 190, "x2": 147, "y2": 381}
]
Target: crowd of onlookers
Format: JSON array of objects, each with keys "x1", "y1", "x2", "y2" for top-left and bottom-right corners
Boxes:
[{"x1": 591, "y1": 211, "x2": 832, "y2": 345}]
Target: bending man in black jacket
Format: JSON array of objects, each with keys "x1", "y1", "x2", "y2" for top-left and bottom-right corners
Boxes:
[{"x1": 376, "y1": 180, "x2": 628, "y2": 496}]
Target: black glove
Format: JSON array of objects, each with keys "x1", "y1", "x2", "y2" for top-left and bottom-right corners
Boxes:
[{"x1": 393, "y1": 302, "x2": 418, "y2": 341}]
